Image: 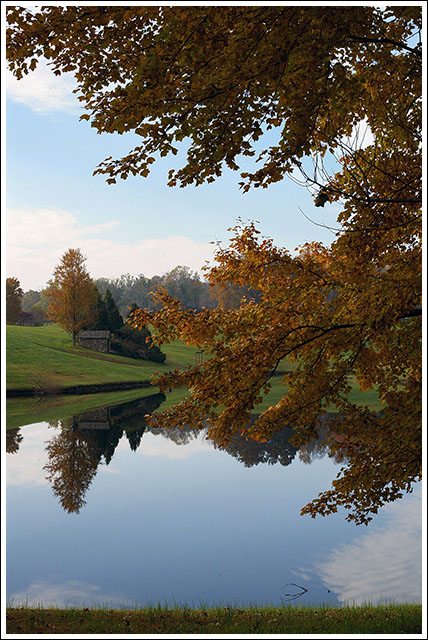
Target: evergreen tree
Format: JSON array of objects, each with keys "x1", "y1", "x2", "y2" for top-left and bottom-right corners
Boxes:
[
  {"x1": 89, "y1": 291, "x2": 109, "y2": 330},
  {"x1": 104, "y1": 289, "x2": 123, "y2": 333}
]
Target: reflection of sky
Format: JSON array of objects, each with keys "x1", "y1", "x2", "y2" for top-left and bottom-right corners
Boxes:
[
  {"x1": 312, "y1": 487, "x2": 422, "y2": 605},
  {"x1": 7, "y1": 424, "x2": 212, "y2": 487},
  {"x1": 6, "y1": 420, "x2": 423, "y2": 608},
  {"x1": 8, "y1": 579, "x2": 132, "y2": 609},
  {"x1": 117, "y1": 430, "x2": 213, "y2": 460},
  {"x1": 6, "y1": 423, "x2": 50, "y2": 487}
]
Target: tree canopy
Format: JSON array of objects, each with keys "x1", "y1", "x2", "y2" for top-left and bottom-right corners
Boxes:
[
  {"x1": 46, "y1": 249, "x2": 98, "y2": 346},
  {"x1": 6, "y1": 277, "x2": 24, "y2": 324},
  {"x1": 7, "y1": 5, "x2": 422, "y2": 524}
]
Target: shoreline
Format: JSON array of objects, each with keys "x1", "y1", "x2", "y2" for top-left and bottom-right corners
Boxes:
[{"x1": 6, "y1": 379, "x2": 154, "y2": 398}]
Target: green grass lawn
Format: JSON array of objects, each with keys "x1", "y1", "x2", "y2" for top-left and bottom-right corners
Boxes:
[
  {"x1": 257, "y1": 372, "x2": 382, "y2": 413},
  {"x1": 5, "y1": 603, "x2": 422, "y2": 635},
  {"x1": 6, "y1": 324, "x2": 198, "y2": 392},
  {"x1": 6, "y1": 324, "x2": 382, "y2": 427}
]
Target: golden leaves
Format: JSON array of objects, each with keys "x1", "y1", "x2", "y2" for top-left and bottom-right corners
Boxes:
[
  {"x1": 6, "y1": 6, "x2": 420, "y2": 187},
  {"x1": 133, "y1": 216, "x2": 421, "y2": 523},
  {"x1": 6, "y1": 6, "x2": 422, "y2": 523},
  {"x1": 45, "y1": 249, "x2": 98, "y2": 339}
]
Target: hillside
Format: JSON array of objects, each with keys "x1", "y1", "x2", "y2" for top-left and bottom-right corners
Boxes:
[
  {"x1": 6, "y1": 325, "x2": 381, "y2": 414},
  {"x1": 6, "y1": 324, "x2": 198, "y2": 393}
]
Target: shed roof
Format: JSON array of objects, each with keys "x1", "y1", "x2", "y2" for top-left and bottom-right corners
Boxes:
[{"x1": 79, "y1": 330, "x2": 110, "y2": 338}]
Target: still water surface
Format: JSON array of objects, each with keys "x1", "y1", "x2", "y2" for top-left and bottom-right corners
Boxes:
[{"x1": 6, "y1": 393, "x2": 422, "y2": 609}]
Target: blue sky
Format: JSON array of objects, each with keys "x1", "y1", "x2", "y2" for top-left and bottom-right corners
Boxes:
[{"x1": 4, "y1": 19, "x2": 342, "y2": 293}]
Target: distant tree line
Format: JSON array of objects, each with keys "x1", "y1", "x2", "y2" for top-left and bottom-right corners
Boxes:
[
  {"x1": 93, "y1": 265, "x2": 260, "y2": 316},
  {"x1": 9, "y1": 265, "x2": 260, "y2": 327},
  {"x1": 7, "y1": 251, "x2": 258, "y2": 364},
  {"x1": 6, "y1": 277, "x2": 24, "y2": 324}
]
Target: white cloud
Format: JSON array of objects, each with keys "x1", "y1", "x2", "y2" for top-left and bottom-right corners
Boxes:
[
  {"x1": 6, "y1": 207, "x2": 215, "y2": 290},
  {"x1": 6, "y1": 59, "x2": 80, "y2": 115}
]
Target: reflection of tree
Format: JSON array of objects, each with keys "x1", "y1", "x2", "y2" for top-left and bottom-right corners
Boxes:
[
  {"x1": 222, "y1": 425, "x2": 297, "y2": 467},
  {"x1": 125, "y1": 426, "x2": 146, "y2": 451},
  {"x1": 43, "y1": 393, "x2": 166, "y2": 513},
  {"x1": 44, "y1": 417, "x2": 101, "y2": 514},
  {"x1": 146, "y1": 417, "x2": 303, "y2": 468},
  {"x1": 109, "y1": 393, "x2": 166, "y2": 432},
  {"x1": 298, "y1": 422, "x2": 331, "y2": 465},
  {"x1": 6, "y1": 428, "x2": 23, "y2": 454},
  {"x1": 202, "y1": 413, "x2": 301, "y2": 468},
  {"x1": 42, "y1": 393, "x2": 345, "y2": 516},
  {"x1": 145, "y1": 414, "x2": 338, "y2": 470},
  {"x1": 146, "y1": 423, "x2": 201, "y2": 446}
]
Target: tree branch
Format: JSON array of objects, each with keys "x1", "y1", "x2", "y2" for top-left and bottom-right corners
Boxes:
[{"x1": 347, "y1": 35, "x2": 421, "y2": 56}]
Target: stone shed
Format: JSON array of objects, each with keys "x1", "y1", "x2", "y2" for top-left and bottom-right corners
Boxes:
[
  {"x1": 78, "y1": 330, "x2": 111, "y2": 353},
  {"x1": 77, "y1": 407, "x2": 111, "y2": 430}
]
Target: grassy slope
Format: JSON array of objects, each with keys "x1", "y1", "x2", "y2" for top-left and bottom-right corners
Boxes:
[
  {"x1": 6, "y1": 324, "x2": 382, "y2": 428},
  {"x1": 5, "y1": 604, "x2": 422, "y2": 635},
  {"x1": 6, "y1": 324, "x2": 197, "y2": 391},
  {"x1": 258, "y1": 373, "x2": 382, "y2": 413}
]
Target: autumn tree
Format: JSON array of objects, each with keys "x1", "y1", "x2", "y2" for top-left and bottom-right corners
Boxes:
[
  {"x1": 6, "y1": 277, "x2": 23, "y2": 324},
  {"x1": 7, "y1": 6, "x2": 422, "y2": 524},
  {"x1": 45, "y1": 249, "x2": 98, "y2": 346},
  {"x1": 44, "y1": 419, "x2": 101, "y2": 514},
  {"x1": 209, "y1": 281, "x2": 261, "y2": 310},
  {"x1": 6, "y1": 428, "x2": 23, "y2": 454}
]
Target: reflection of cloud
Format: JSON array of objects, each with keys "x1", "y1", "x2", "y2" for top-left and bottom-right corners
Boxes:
[
  {"x1": 6, "y1": 423, "x2": 49, "y2": 487},
  {"x1": 100, "y1": 467, "x2": 121, "y2": 475},
  {"x1": 6, "y1": 60, "x2": 80, "y2": 115},
  {"x1": 8, "y1": 579, "x2": 131, "y2": 608},
  {"x1": 314, "y1": 491, "x2": 422, "y2": 605},
  {"x1": 120, "y1": 431, "x2": 213, "y2": 460},
  {"x1": 6, "y1": 207, "x2": 214, "y2": 290}
]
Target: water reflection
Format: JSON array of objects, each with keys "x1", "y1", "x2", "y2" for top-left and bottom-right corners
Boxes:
[
  {"x1": 313, "y1": 488, "x2": 422, "y2": 605},
  {"x1": 8, "y1": 578, "x2": 133, "y2": 609},
  {"x1": 6, "y1": 427, "x2": 23, "y2": 454},
  {"x1": 6, "y1": 394, "x2": 336, "y2": 515},
  {"x1": 6, "y1": 396, "x2": 422, "y2": 609},
  {"x1": 145, "y1": 418, "x2": 300, "y2": 468},
  {"x1": 43, "y1": 393, "x2": 166, "y2": 513}
]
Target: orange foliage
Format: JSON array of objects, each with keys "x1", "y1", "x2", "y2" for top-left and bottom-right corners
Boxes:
[
  {"x1": 46, "y1": 249, "x2": 98, "y2": 346},
  {"x1": 7, "y1": 6, "x2": 422, "y2": 523}
]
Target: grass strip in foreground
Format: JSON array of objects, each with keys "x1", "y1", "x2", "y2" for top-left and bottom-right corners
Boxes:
[{"x1": 6, "y1": 604, "x2": 422, "y2": 635}]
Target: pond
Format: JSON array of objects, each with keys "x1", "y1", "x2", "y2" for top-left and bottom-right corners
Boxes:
[{"x1": 6, "y1": 392, "x2": 422, "y2": 609}]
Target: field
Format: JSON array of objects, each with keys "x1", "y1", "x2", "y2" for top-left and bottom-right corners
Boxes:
[
  {"x1": 6, "y1": 324, "x2": 382, "y2": 429},
  {"x1": 6, "y1": 324, "x2": 198, "y2": 392},
  {"x1": 5, "y1": 604, "x2": 422, "y2": 635}
]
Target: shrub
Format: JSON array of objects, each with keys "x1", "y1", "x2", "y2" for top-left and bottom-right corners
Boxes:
[{"x1": 111, "y1": 324, "x2": 166, "y2": 363}]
